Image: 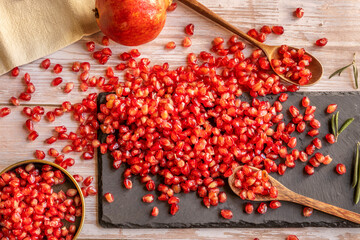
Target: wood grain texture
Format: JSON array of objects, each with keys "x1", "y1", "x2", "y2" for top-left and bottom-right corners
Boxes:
[{"x1": 1, "y1": 0, "x2": 360, "y2": 239}]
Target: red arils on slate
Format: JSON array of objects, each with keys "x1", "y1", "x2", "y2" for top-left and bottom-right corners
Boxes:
[
  {"x1": 325, "y1": 133, "x2": 336, "y2": 144},
  {"x1": 0, "y1": 107, "x2": 11, "y2": 118},
  {"x1": 269, "y1": 200, "x2": 282, "y2": 209},
  {"x1": 315, "y1": 38, "x2": 328, "y2": 46},
  {"x1": 286, "y1": 235, "x2": 299, "y2": 240},
  {"x1": 185, "y1": 24, "x2": 195, "y2": 35},
  {"x1": 257, "y1": 203, "x2": 268, "y2": 214},
  {"x1": 166, "y1": 41, "x2": 176, "y2": 49},
  {"x1": 170, "y1": 204, "x2": 180, "y2": 215},
  {"x1": 151, "y1": 206, "x2": 159, "y2": 217},
  {"x1": 304, "y1": 165, "x2": 314, "y2": 175},
  {"x1": 327, "y1": 104, "x2": 337, "y2": 113},
  {"x1": 244, "y1": 203, "x2": 254, "y2": 214},
  {"x1": 289, "y1": 106, "x2": 300, "y2": 117},
  {"x1": 272, "y1": 26, "x2": 284, "y2": 35},
  {"x1": 183, "y1": 37, "x2": 192, "y2": 47},
  {"x1": 220, "y1": 209, "x2": 233, "y2": 219},
  {"x1": 295, "y1": 8, "x2": 304, "y2": 18},
  {"x1": 312, "y1": 138, "x2": 322, "y2": 149},
  {"x1": 336, "y1": 163, "x2": 346, "y2": 175},
  {"x1": 279, "y1": 93, "x2": 288, "y2": 102},
  {"x1": 53, "y1": 64, "x2": 63, "y2": 74},
  {"x1": 104, "y1": 192, "x2": 114, "y2": 203},
  {"x1": 302, "y1": 96, "x2": 310, "y2": 107},
  {"x1": 124, "y1": 179, "x2": 133, "y2": 189},
  {"x1": 303, "y1": 207, "x2": 313, "y2": 217},
  {"x1": 307, "y1": 129, "x2": 319, "y2": 137},
  {"x1": 11, "y1": 67, "x2": 20, "y2": 76},
  {"x1": 310, "y1": 119, "x2": 321, "y2": 129}
]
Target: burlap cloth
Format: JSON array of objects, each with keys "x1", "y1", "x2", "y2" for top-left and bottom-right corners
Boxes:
[{"x1": 0, "y1": 0, "x2": 99, "y2": 75}]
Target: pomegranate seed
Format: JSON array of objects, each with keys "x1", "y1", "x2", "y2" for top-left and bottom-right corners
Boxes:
[
  {"x1": 323, "y1": 155, "x2": 333, "y2": 165},
  {"x1": 279, "y1": 93, "x2": 288, "y2": 102},
  {"x1": 28, "y1": 131, "x2": 39, "y2": 141},
  {"x1": 151, "y1": 207, "x2": 159, "y2": 217},
  {"x1": 142, "y1": 194, "x2": 154, "y2": 203},
  {"x1": 41, "y1": 59, "x2": 51, "y2": 69},
  {"x1": 73, "y1": 174, "x2": 84, "y2": 182},
  {"x1": 0, "y1": 107, "x2": 11, "y2": 118},
  {"x1": 302, "y1": 97, "x2": 310, "y2": 107},
  {"x1": 182, "y1": 36, "x2": 192, "y2": 48},
  {"x1": 9, "y1": 97, "x2": 20, "y2": 106},
  {"x1": 72, "y1": 61, "x2": 81, "y2": 72},
  {"x1": 24, "y1": 72, "x2": 31, "y2": 83},
  {"x1": 304, "y1": 165, "x2": 314, "y2": 175},
  {"x1": 272, "y1": 26, "x2": 284, "y2": 35},
  {"x1": 104, "y1": 193, "x2": 114, "y2": 203},
  {"x1": 269, "y1": 201, "x2": 282, "y2": 209},
  {"x1": 289, "y1": 106, "x2": 300, "y2": 117},
  {"x1": 86, "y1": 41, "x2": 95, "y2": 52},
  {"x1": 83, "y1": 176, "x2": 93, "y2": 186},
  {"x1": 244, "y1": 203, "x2": 254, "y2": 214},
  {"x1": 167, "y1": 2, "x2": 177, "y2": 11},
  {"x1": 185, "y1": 24, "x2": 194, "y2": 35},
  {"x1": 165, "y1": 41, "x2": 176, "y2": 49},
  {"x1": 325, "y1": 134, "x2": 335, "y2": 144},
  {"x1": 294, "y1": 8, "x2": 304, "y2": 18},
  {"x1": 35, "y1": 150, "x2": 45, "y2": 159},
  {"x1": 53, "y1": 64, "x2": 63, "y2": 74},
  {"x1": 25, "y1": 119, "x2": 34, "y2": 131},
  {"x1": 312, "y1": 138, "x2": 322, "y2": 149},
  {"x1": 288, "y1": 137, "x2": 297, "y2": 148},
  {"x1": 336, "y1": 163, "x2": 346, "y2": 175},
  {"x1": 87, "y1": 186, "x2": 97, "y2": 195},
  {"x1": 124, "y1": 179, "x2": 133, "y2": 189},
  {"x1": 11, "y1": 67, "x2": 20, "y2": 76},
  {"x1": 48, "y1": 148, "x2": 59, "y2": 157},
  {"x1": 51, "y1": 77, "x2": 63, "y2": 86},
  {"x1": 326, "y1": 104, "x2": 337, "y2": 114},
  {"x1": 260, "y1": 25, "x2": 272, "y2": 34},
  {"x1": 302, "y1": 206, "x2": 313, "y2": 217},
  {"x1": 102, "y1": 36, "x2": 110, "y2": 46},
  {"x1": 170, "y1": 204, "x2": 179, "y2": 215},
  {"x1": 286, "y1": 235, "x2": 299, "y2": 240},
  {"x1": 257, "y1": 203, "x2": 267, "y2": 214},
  {"x1": 315, "y1": 38, "x2": 328, "y2": 46},
  {"x1": 247, "y1": 29, "x2": 258, "y2": 38},
  {"x1": 64, "y1": 82, "x2": 74, "y2": 93},
  {"x1": 220, "y1": 209, "x2": 233, "y2": 219},
  {"x1": 19, "y1": 92, "x2": 31, "y2": 101}
]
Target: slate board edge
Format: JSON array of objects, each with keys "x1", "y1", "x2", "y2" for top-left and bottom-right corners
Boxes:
[{"x1": 97, "y1": 91, "x2": 360, "y2": 228}]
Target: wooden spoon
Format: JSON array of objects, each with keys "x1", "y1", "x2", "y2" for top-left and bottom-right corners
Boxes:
[
  {"x1": 178, "y1": 0, "x2": 323, "y2": 86},
  {"x1": 228, "y1": 166, "x2": 360, "y2": 224}
]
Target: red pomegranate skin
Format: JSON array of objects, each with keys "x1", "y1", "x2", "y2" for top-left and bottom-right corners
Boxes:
[{"x1": 95, "y1": 0, "x2": 171, "y2": 46}]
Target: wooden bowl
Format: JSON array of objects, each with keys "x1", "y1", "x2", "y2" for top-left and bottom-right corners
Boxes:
[{"x1": 0, "y1": 159, "x2": 85, "y2": 239}]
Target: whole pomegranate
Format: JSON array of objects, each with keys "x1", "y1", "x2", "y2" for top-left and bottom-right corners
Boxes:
[{"x1": 95, "y1": 0, "x2": 172, "y2": 46}]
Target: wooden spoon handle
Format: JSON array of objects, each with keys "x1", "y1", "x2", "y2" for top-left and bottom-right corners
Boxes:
[
  {"x1": 178, "y1": 0, "x2": 264, "y2": 49},
  {"x1": 289, "y1": 192, "x2": 360, "y2": 224}
]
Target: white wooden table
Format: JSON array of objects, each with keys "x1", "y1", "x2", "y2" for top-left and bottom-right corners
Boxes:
[{"x1": 1, "y1": 0, "x2": 360, "y2": 239}]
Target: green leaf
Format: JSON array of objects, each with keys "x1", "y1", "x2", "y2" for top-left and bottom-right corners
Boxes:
[
  {"x1": 338, "y1": 118, "x2": 355, "y2": 135},
  {"x1": 329, "y1": 63, "x2": 353, "y2": 79}
]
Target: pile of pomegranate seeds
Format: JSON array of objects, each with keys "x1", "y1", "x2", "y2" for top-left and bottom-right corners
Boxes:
[
  {"x1": 233, "y1": 166, "x2": 278, "y2": 200},
  {"x1": 272, "y1": 45, "x2": 313, "y2": 85},
  {"x1": 0, "y1": 164, "x2": 81, "y2": 239}
]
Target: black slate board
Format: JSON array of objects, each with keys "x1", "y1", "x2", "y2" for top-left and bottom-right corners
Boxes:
[{"x1": 97, "y1": 91, "x2": 360, "y2": 228}]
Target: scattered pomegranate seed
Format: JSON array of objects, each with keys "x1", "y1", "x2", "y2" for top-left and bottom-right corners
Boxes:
[
  {"x1": 64, "y1": 82, "x2": 74, "y2": 93},
  {"x1": 53, "y1": 64, "x2": 63, "y2": 74},
  {"x1": 167, "y1": 2, "x2": 177, "y2": 11},
  {"x1": 247, "y1": 29, "x2": 258, "y2": 38},
  {"x1": 151, "y1": 206, "x2": 159, "y2": 217},
  {"x1": 257, "y1": 202, "x2": 268, "y2": 214},
  {"x1": 336, "y1": 163, "x2": 346, "y2": 175},
  {"x1": 52, "y1": 77, "x2": 63, "y2": 86},
  {"x1": 269, "y1": 201, "x2": 282, "y2": 209},
  {"x1": 286, "y1": 235, "x2": 299, "y2": 240},
  {"x1": 260, "y1": 25, "x2": 272, "y2": 34},
  {"x1": 73, "y1": 174, "x2": 84, "y2": 182},
  {"x1": 102, "y1": 36, "x2": 110, "y2": 46},
  {"x1": 11, "y1": 67, "x2": 19, "y2": 76},
  {"x1": 170, "y1": 204, "x2": 179, "y2": 215},
  {"x1": 279, "y1": 93, "x2": 288, "y2": 102},
  {"x1": 325, "y1": 134, "x2": 335, "y2": 144},
  {"x1": 28, "y1": 131, "x2": 39, "y2": 141},
  {"x1": 41, "y1": 58, "x2": 51, "y2": 69},
  {"x1": 142, "y1": 194, "x2": 155, "y2": 203},
  {"x1": 326, "y1": 104, "x2": 337, "y2": 113},
  {"x1": 165, "y1": 41, "x2": 176, "y2": 49},
  {"x1": 294, "y1": 8, "x2": 304, "y2": 18},
  {"x1": 185, "y1": 24, "x2": 195, "y2": 35},
  {"x1": 34, "y1": 150, "x2": 45, "y2": 159},
  {"x1": 19, "y1": 92, "x2": 31, "y2": 101},
  {"x1": 0, "y1": 107, "x2": 11, "y2": 118},
  {"x1": 104, "y1": 192, "x2": 114, "y2": 203},
  {"x1": 272, "y1": 26, "x2": 284, "y2": 35},
  {"x1": 304, "y1": 165, "x2": 315, "y2": 175},
  {"x1": 302, "y1": 96, "x2": 310, "y2": 107},
  {"x1": 83, "y1": 176, "x2": 93, "y2": 186},
  {"x1": 220, "y1": 209, "x2": 233, "y2": 219},
  {"x1": 183, "y1": 37, "x2": 192, "y2": 47},
  {"x1": 244, "y1": 203, "x2": 254, "y2": 214},
  {"x1": 87, "y1": 186, "x2": 97, "y2": 195},
  {"x1": 323, "y1": 155, "x2": 333, "y2": 165},
  {"x1": 307, "y1": 129, "x2": 319, "y2": 137},
  {"x1": 310, "y1": 119, "x2": 321, "y2": 129},
  {"x1": 315, "y1": 38, "x2": 328, "y2": 46},
  {"x1": 124, "y1": 179, "x2": 133, "y2": 189},
  {"x1": 86, "y1": 41, "x2": 95, "y2": 52}
]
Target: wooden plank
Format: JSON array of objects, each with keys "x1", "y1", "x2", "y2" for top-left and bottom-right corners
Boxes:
[{"x1": 0, "y1": 0, "x2": 360, "y2": 239}]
